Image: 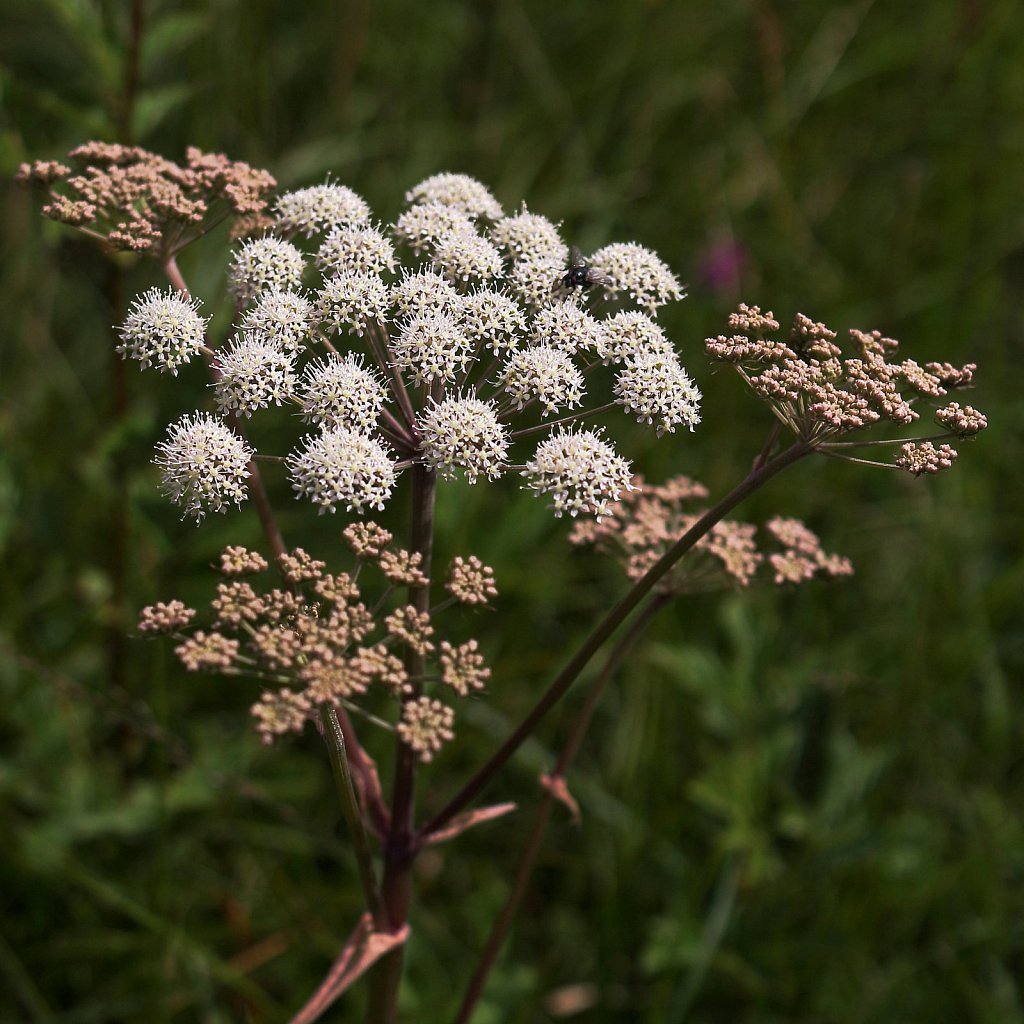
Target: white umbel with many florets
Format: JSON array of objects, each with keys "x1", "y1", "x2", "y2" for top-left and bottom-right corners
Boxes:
[
  {"x1": 418, "y1": 394, "x2": 510, "y2": 482},
  {"x1": 117, "y1": 288, "x2": 208, "y2": 374},
  {"x1": 154, "y1": 413, "x2": 252, "y2": 520},
  {"x1": 119, "y1": 172, "x2": 700, "y2": 525}
]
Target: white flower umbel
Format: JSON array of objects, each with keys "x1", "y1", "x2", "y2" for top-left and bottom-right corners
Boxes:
[
  {"x1": 602, "y1": 310, "x2": 673, "y2": 363},
  {"x1": 389, "y1": 268, "x2": 459, "y2": 318},
  {"x1": 589, "y1": 242, "x2": 684, "y2": 313},
  {"x1": 459, "y1": 289, "x2": 528, "y2": 354},
  {"x1": 287, "y1": 426, "x2": 396, "y2": 513},
  {"x1": 418, "y1": 393, "x2": 509, "y2": 482},
  {"x1": 392, "y1": 203, "x2": 476, "y2": 256},
  {"x1": 117, "y1": 287, "x2": 208, "y2": 374},
  {"x1": 316, "y1": 270, "x2": 390, "y2": 336},
  {"x1": 508, "y1": 251, "x2": 565, "y2": 310},
  {"x1": 299, "y1": 354, "x2": 387, "y2": 430},
  {"x1": 391, "y1": 310, "x2": 474, "y2": 386},
  {"x1": 240, "y1": 288, "x2": 314, "y2": 353},
  {"x1": 523, "y1": 427, "x2": 634, "y2": 519},
  {"x1": 531, "y1": 300, "x2": 605, "y2": 357},
  {"x1": 615, "y1": 351, "x2": 702, "y2": 435},
  {"x1": 431, "y1": 229, "x2": 503, "y2": 284},
  {"x1": 316, "y1": 225, "x2": 396, "y2": 276},
  {"x1": 227, "y1": 237, "x2": 305, "y2": 304},
  {"x1": 274, "y1": 181, "x2": 371, "y2": 238},
  {"x1": 405, "y1": 173, "x2": 504, "y2": 221},
  {"x1": 489, "y1": 205, "x2": 567, "y2": 264},
  {"x1": 500, "y1": 345, "x2": 585, "y2": 416},
  {"x1": 213, "y1": 335, "x2": 296, "y2": 416},
  {"x1": 155, "y1": 412, "x2": 252, "y2": 521}
]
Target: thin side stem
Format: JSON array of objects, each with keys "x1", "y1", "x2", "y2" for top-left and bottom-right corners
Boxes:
[
  {"x1": 816, "y1": 450, "x2": 901, "y2": 470},
  {"x1": 319, "y1": 706, "x2": 385, "y2": 929},
  {"x1": 819, "y1": 432, "x2": 954, "y2": 449},
  {"x1": 508, "y1": 402, "x2": 618, "y2": 440},
  {"x1": 455, "y1": 591, "x2": 671, "y2": 1023},
  {"x1": 333, "y1": 704, "x2": 391, "y2": 840},
  {"x1": 419, "y1": 439, "x2": 812, "y2": 843},
  {"x1": 751, "y1": 421, "x2": 782, "y2": 472},
  {"x1": 366, "y1": 319, "x2": 417, "y2": 431},
  {"x1": 162, "y1": 256, "x2": 190, "y2": 297}
]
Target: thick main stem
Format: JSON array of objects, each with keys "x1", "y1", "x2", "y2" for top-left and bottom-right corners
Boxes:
[
  {"x1": 368, "y1": 462, "x2": 436, "y2": 1023},
  {"x1": 419, "y1": 440, "x2": 811, "y2": 843},
  {"x1": 455, "y1": 591, "x2": 670, "y2": 1023}
]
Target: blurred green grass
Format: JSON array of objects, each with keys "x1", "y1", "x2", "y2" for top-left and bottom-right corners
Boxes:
[{"x1": 1, "y1": 0, "x2": 1022, "y2": 1021}]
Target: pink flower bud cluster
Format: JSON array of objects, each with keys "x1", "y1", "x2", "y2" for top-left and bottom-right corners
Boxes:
[
  {"x1": 17, "y1": 143, "x2": 275, "y2": 255},
  {"x1": 705, "y1": 306, "x2": 985, "y2": 475},
  {"x1": 570, "y1": 474, "x2": 853, "y2": 593},
  {"x1": 138, "y1": 531, "x2": 498, "y2": 759}
]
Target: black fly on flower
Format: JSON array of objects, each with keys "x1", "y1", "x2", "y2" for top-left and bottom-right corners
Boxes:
[{"x1": 559, "y1": 245, "x2": 612, "y2": 292}]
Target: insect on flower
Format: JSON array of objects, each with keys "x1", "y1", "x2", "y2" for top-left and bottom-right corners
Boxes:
[{"x1": 560, "y1": 245, "x2": 611, "y2": 291}]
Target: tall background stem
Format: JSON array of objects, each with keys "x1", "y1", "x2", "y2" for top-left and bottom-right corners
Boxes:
[{"x1": 456, "y1": 591, "x2": 671, "y2": 1022}]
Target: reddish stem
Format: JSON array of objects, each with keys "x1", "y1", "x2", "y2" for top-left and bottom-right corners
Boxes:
[{"x1": 418, "y1": 440, "x2": 812, "y2": 844}]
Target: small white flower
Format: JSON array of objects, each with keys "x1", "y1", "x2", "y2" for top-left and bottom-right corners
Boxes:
[
  {"x1": 391, "y1": 311, "x2": 474, "y2": 386},
  {"x1": 615, "y1": 351, "x2": 702, "y2": 434},
  {"x1": 531, "y1": 300, "x2": 604, "y2": 356},
  {"x1": 523, "y1": 427, "x2": 634, "y2": 519},
  {"x1": 300, "y1": 354, "x2": 387, "y2": 430},
  {"x1": 489, "y1": 205, "x2": 567, "y2": 263},
  {"x1": 117, "y1": 287, "x2": 208, "y2": 374},
  {"x1": 405, "y1": 173, "x2": 504, "y2": 220},
  {"x1": 602, "y1": 310, "x2": 673, "y2": 363},
  {"x1": 508, "y1": 251, "x2": 564, "y2": 310},
  {"x1": 316, "y1": 270, "x2": 390, "y2": 336},
  {"x1": 316, "y1": 225, "x2": 396, "y2": 276},
  {"x1": 274, "y1": 181, "x2": 371, "y2": 237},
  {"x1": 418, "y1": 393, "x2": 509, "y2": 482},
  {"x1": 392, "y1": 203, "x2": 476, "y2": 255},
  {"x1": 389, "y1": 268, "x2": 459, "y2": 318},
  {"x1": 287, "y1": 426, "x2": 397, "y2": 513},
  {"x1": 431, "y1": 229, "x2": 503, "y2": 284},
  {"x1": 228, "y1": 237, "x2": 305, "y2": 304},
  {"x1": 212, "y1": 335, "x2": 296, "y2": 417},
  {"x1": 589, "y1": 242, "x2": 683, "y2": 312},
  {"x1": 458, "y1": 289, "x2": 527, "y2": 354},
  {"x1": 154, "y1": 412, "x2": 252, "y2": 521},
  {"x1": 239, "y1": 288, "x2": 313, "y2": 354},
  {"x1": 500, "y1": 346, "x2": 585, "y2": 416}
]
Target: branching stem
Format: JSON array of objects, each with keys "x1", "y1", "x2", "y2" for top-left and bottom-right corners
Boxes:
[{"x1": 418, "y1": 439, "x2": 812, "y2": 843}]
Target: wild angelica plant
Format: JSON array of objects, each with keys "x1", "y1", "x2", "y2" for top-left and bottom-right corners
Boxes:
[{"x1": 19, "y1": 146, "x2": 986, "y2": 1022}]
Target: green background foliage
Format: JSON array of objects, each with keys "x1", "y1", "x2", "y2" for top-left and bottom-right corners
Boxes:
[{"x1": 2, "y1": 1, "x2": 1022, "y2": 1020}]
